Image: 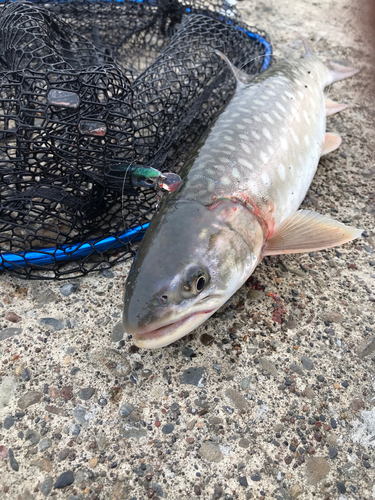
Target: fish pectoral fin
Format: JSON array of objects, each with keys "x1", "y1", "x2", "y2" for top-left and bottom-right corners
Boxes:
[
  {"x1": 321, "y1": 132, "x2": 342, "y2": 155},
  {"x1": 326, "y1": 60, "x2": 359, "y2": 84},
  {"x1": 325, "y1": 98, "x2": 348, "y2": 116},
  {"x1": 215, "y1": 50, "x2": 254, "y2": 86},
  {"x1": 262, "y1": 210, "x2": 362, "y2": 256}
]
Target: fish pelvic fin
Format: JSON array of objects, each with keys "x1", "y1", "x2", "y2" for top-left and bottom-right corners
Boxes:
[
  {"x1": 215, "y1": 50, "x2": 254, "y2": 87},
  {"x1": 321, "y1": 132, "x2": 342, "y2": 156},
  {"x1": 326, "y1": 60, "x2": 360, "y2": 84},
  {"x1": 262, "y1": 210, "x2": 363, "y2": 257},
  {"x1": 325, "y1": 98, "x2": 348, "y2": 116}
]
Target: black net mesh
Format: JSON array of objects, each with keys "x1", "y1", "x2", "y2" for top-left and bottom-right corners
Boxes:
[{"x1": 0, "y1": 0, "x2": 272, "y2": 279}]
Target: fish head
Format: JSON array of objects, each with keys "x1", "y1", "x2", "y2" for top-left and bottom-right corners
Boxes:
[{"x1": 123, "y1": 199, "x2": 264, "y2": 348}]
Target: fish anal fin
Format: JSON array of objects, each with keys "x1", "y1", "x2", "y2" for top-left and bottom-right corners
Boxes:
[
  {"x1": 321, "y1": 132, "x2": 342, "y2": 156},
  {"x1": 325, "y1": 98, "x2": 348, "y2": 116},
  {"x1": 215, "y1": 50, "x2": 253, "y2": 87},
  {"x1": 326, "y1": 60, "x2": 359, "y2": 84},
  {"x1": 262, "y1": 210, "x2": 362, "y2": 256}
]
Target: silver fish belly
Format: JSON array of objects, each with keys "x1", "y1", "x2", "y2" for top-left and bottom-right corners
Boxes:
[{"x1": 123, "y1": 52, "x2": 361, "y2": 348}]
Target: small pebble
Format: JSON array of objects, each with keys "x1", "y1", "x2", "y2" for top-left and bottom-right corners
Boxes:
[
  {"x1": 119, "y1": 403, "x2": 134, "y2": 417},
  {"x1": 162, "y1": 424, "x2": 174, "y2": 434},
  {"x1": 40, "y1": 476, "x2": 53, "y2": 497},
  {"x1": 194, "y1": 485, "x2": 201, "y2": 495},
  {"x1": 337, "y1": 482, "x2": 346, "y2": 494},
  {"x1": 4, "y1": 415, "x2": 15, "y2": 430},
  {"x1": 239, "y1": 476, "x2": 248, "y2": 487},
  {"x1": 60, "y1": 283, "x2": 80, "y2": 296},
  {"x1": 329, "y1": 447, "x2": 338, "y2": 459},
  {"x1": 78, "y1": 388, "x2": 95, "y2": 401},
  {"x1": 200, "y1": 333, "x2": 214, "y2": 345},
  {"x1": 180, "y1": 367, "x2": 205, "y2": 386},
  {"x1": 8, "y1": 448, "x2": 19, "y2": 471},
  {"x1": 54, "y1": 470, "x2": 74, "y2": 488}
]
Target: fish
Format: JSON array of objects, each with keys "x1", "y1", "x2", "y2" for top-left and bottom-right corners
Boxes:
[{"x1": 122, "y1": 44, "x2": 362, "y2": 348}]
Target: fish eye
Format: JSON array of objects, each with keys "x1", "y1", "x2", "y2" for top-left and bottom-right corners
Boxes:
[
  {"x1": 196, "y1": 275, "x2": 206, "y2": 292},
  {"x1": 183, "y1": 265, "x2": 209, "y2": 295}
]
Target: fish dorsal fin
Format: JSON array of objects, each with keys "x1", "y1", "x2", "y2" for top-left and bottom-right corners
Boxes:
[
  {"x1": 297, "y1": 35, "x2": 314, "y2": 57},
  {"x1": 325, "y1": 98, "x2": 348, "y2": 116},
  {"x1": 321, "y1": 132, "x2": 342, "y2": 155},
  {"x1": 215, "y1": 50, "x2": 254, "y2": 87},
  {"x1": 262, "y1": 210, "x2": 362, "y2": 256}
]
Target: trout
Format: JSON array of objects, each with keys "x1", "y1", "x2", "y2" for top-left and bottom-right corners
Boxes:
[{"x1": 123, "y1": 47, "x2": 361, "y2": 348}]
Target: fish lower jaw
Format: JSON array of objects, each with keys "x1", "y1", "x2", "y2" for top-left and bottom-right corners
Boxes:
[{"x1": 131, "y1": 310, "x2": 216, "y2": 349}]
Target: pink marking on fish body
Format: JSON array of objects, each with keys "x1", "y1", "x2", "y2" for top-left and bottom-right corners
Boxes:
[{"x1": 208, "y1": 193, "x2": 276, "y2": 239}]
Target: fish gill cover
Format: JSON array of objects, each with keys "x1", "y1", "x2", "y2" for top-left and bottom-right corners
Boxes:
[{"x1": 0, "y1": 0, "x2": 272, "y2": 279}]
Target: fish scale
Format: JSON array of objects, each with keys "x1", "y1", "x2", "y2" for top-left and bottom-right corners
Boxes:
[
  {"x1": 182, "y1": 57, "x2": 329, "y2": 230},
  {"x1": 123, "y1": 49, "x2": 361, "y2": 349}
]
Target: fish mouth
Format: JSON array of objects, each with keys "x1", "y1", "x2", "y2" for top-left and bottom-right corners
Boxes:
[{"x1": 131, "y1": 309, "x2": 216, "y2": 349}]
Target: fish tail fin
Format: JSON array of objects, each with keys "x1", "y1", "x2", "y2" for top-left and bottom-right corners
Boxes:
[
  {"x1": 326, "y1": 60, "x2": 360, "y2": 84},
  {"x1": 215, "y1": 50, "x2": 254, "y2": 87}
]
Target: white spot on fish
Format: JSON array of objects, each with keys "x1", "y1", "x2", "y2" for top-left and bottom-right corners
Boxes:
[
  {"x1": 267, "y1": 145, "x2": 274, "y2": 155},
  {"x1": 221, "y1": 176, "x2": 231, "y2": 186},
  {"x1": 260, "y1": 151, "x2": 269, "y2": 163},
  {"x1": 238, "y1": 158, "x2": 254, "y2": 169},
  {"x1": 249, "y1": 182, "x2": 259, "y2": 195},
  {"x1": 199, "y1": 154, "x2": 212, "y2": 160},
  {"x1": 261, "y1": 172, "x2": 271, "y2": 186},
  {"x1": 304, "y1": 135, "x2": 310, "y2": 146},
  {"x1": 251, "y1": 131, "x2": 260, "y2": 140},
  {"x1": 303, "y1": 110, "x2": 310, "y2": 124},
  {"x1": 254, "y1": 116, "x2": 262, "y2": 122},
  {"x1": 239, "y1": 134, "x2": 248, "y2": 141},
  {"x1": 242, "y1": 118, "x2": 253, "y2": 124},
  {"x1": 223, "y1": 136, "x2": 233, "y2": 141},
  {"x1": 285, "y1": 91, "x2": 294, "y2": 99},
  {"x1": 254, "y1": 100, "x2": 264, "y2": 105},
  {"x1": 276, "y1": 102, "x2": 287, "y2": 113},
  {"x1": 297, "y1": 90, "x2": 304, "y2": 99},
  {"x1": 207, "y1": 180, "x2": 216, "y2": 191},
  {"x1": 278, "y1": 163, "x2": 286, "y2": 180},
  {"x1": 294, "y1": 113, "x2": 301, "y2": 123},
  {"x1": 281, "y1": 137, "x2": 289, "y2": 151},
  {"x1": 272, "y1": 110, "x2": 282, "y2": 121},
  {"x1": 262, "y1": 128, "x2": 272, "y2": 140},
  {"x1": 232, "y1": 168, "x2": 240, "y2": 179},
  {"x1": 263, "y1": 113, "x2": 275, "y2": 124},
  {"x1": 236, "y1": 124, "x2": 246, "y2": 130},
  {"x1": 241, "y1": 142, "x2": 252, "y2": 154}
]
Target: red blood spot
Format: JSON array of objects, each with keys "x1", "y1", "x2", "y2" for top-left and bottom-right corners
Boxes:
[
  {"x1": 267, "y1": 292, "x2": 286, "y2": 324},
  {"x1": 247, "y1": 276, "x2": 265, "y2": 290}
]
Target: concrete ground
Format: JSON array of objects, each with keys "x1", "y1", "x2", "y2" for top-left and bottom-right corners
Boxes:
[{"x1": 0, "y1": 1, "x2": 374, "y2": 499}]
